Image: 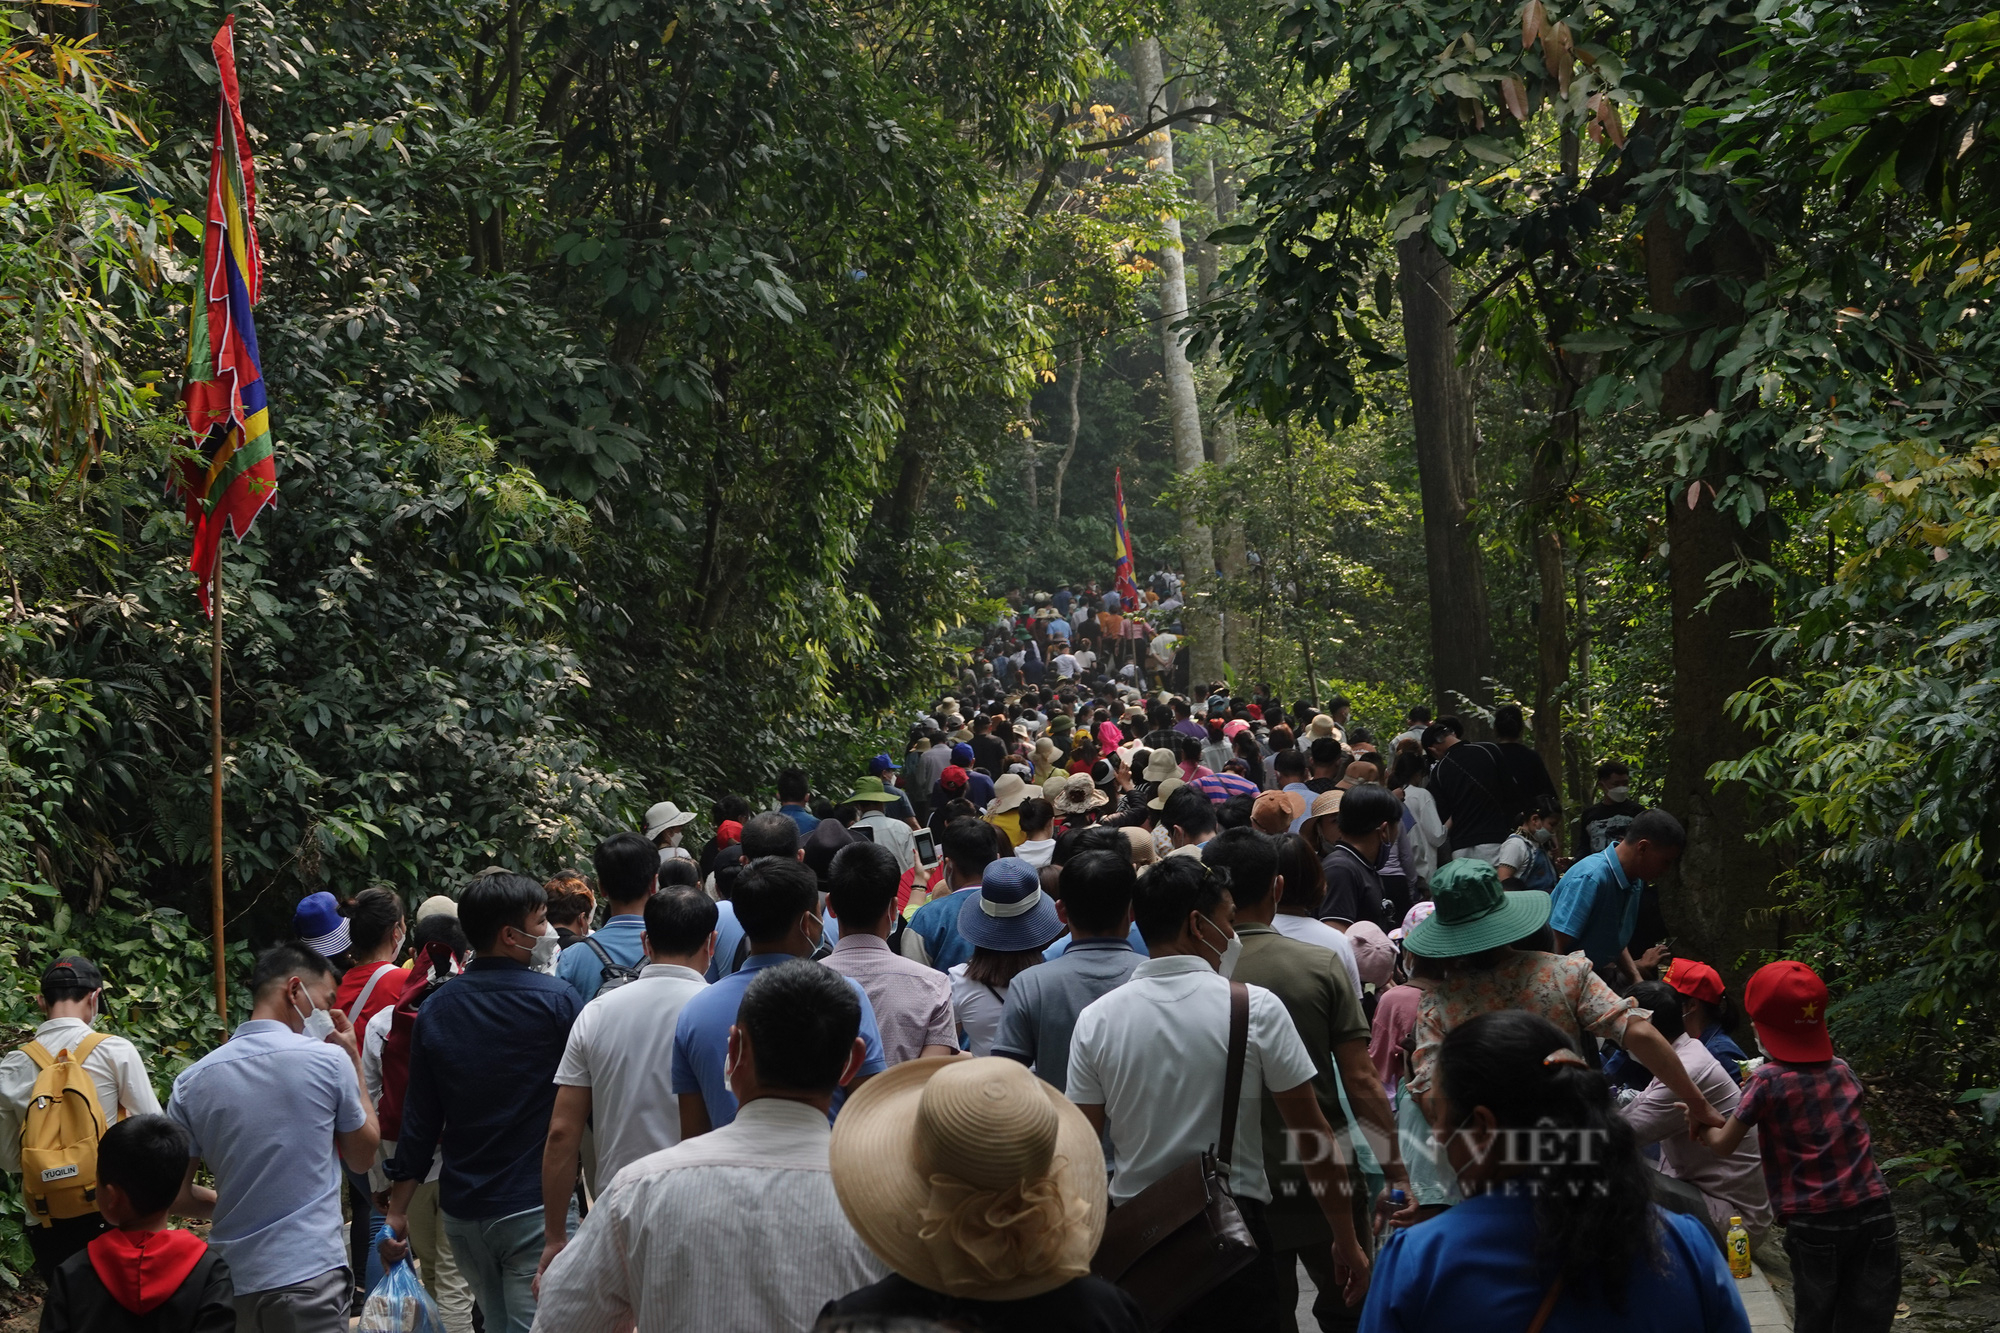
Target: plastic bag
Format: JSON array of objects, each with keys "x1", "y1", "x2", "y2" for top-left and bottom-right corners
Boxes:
[{"x1": 357, "y1": 1259, "x2": 447, "y2": 1333}]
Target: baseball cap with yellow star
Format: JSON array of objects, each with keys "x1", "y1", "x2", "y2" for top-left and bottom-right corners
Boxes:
[{"x1": 1745, "y1": 959, "x2": 1834, "y2": 1063}]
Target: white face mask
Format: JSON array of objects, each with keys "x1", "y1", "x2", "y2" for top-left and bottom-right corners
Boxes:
[
  {"x1": 1196, "y1": 914, "x2": 1242, "y2": 979},
  {"x1": 292, "y1": 988, "x2": 335, "y2": 1042},
  {"x1": 1531, "y1": 826, "x2": 1554, "y2": 845},
  {"x1": 1605, "y1": 785, "x2": 1632, "y2": 803},
  {"x1": 515, "y1": 923, "x2": 560, "y2": 972}
]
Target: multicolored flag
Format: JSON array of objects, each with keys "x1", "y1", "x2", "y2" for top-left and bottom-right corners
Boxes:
[
  {"x1": 1112, "y1": 467, "x2": 1140, "y2": 606},
  {"x1": 176, "y1": 17, "x2": 274, "y2": 616}
]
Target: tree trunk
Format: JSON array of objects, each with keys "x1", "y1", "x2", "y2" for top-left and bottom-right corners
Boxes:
[
  {"x1": 1195, "y1": 157, "x2": 1247, "y2": 668},
  {"x1": 1396, "y1": 232, "x2": 1494, "y2": 724},
  {"x1": 1531, "y1": 356, "x2": 1575, "y2": 834},
  {"x1": 1050, "y1": 349, "x2": 1083, "y2": 527},
  {"x1": 1644, "y1": 207, "x2": 1781, "y2": 968},
  {"x1": 1531, "y1": 483, "x2": 1568, "y2": 823},
  {"x1": 1132, "y1": 37, "x2": 1223, "y2": 691}
]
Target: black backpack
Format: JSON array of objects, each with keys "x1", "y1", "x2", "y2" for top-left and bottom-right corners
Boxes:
[{"x1": 579, "y1": 935, "x2": 642, "y2": 992}]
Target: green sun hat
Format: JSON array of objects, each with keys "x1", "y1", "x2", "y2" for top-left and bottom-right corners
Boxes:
[
  {"x1": 846, "y1": 775, "x2": 900, "y2": 803},
  {"x1": 1402, "y1": 858, "x2": 1552, "y2": 959}
]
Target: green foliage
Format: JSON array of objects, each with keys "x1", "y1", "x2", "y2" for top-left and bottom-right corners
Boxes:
[
  {"x1": 1172, "y1": 404, "x2": 1428, "y2": 698},
  {"x1": 1719, "y1": 439, "x2": 2000, "y2": 1258},
  {"x1": 0, "y1": 12, "x2": 172, "y2": 481}
]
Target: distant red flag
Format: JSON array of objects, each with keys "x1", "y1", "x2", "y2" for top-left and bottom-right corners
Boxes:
[
  {"x1": 1112, "y1": 468, "x2": 1140, "y2": 605},
  {"x1": 175, "y1": 17, "x2": 274, "y2": 617}
]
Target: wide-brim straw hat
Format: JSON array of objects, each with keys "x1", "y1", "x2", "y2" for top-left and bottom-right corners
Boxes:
[
  {"x1": 829, "y1": 1057, "x2": 1106, "y2": 1302},
  {"x1": 1051, "y1": 773, "x2": 1108, "y2": 814}
]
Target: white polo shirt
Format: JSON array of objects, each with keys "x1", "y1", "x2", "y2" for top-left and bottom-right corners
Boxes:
[
  {"x1": 554, "y1": 963, "x2": 709, "y2": 1185},
  {"x1": 1271, "y1": 912, "x2": 1363, "y2": 998},
  {"x1": 1066, "y1": 955, "x2": 1317, "y2": 1204}
]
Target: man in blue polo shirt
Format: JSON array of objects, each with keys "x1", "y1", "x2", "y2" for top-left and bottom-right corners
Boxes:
[
  {"x1": 167, "y1": 943, "x2": 378, "y2": 1332},
  {"x1": 1549, "y1": 807, "x2": 1686, "y2": 985},
  {"x1": 556, "y1": 832, "x2": 656, "y2": 1003},
  {"x1": 672, "y1": 858, "x2": 885, "y2": 1134},
  {"x1": 897, "y1": 816, "x2": 1002, "y2": 971},
  {"x1": 776, "y1": 768, "x2": 820, "y2": 837}
]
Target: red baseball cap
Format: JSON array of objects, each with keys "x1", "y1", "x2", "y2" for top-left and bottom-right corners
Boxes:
[
  {"x1": 1745, "y1": 960, "x2": 1834, "y2": 1062},
  {"x1": 940, "y1": 765, "x2": 969, "y2": 792},
  {"x1": 1663, "y1": 958, "x2": 1725, "y2": 1005}
]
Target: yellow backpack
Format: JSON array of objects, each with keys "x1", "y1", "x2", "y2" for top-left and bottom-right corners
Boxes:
[{"x1": 19, "y1": 1033, "x2": 110, "y2": 1225}]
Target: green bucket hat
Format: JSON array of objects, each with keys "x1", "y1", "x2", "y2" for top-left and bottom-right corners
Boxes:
[
  {"x1": 846, "y1": 775, "x2": 899, "y2": 803},
  {"x1": 1402, "y1": 858, "x2": 1552, "y2": 959}
]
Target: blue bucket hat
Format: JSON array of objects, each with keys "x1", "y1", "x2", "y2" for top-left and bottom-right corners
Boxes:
[
  {"x1": 958, "y1": 857, "x2": 1062, "y2": 952},
  {"x1": 293, "y1": 891, "x2": 350, "y2": 958}
]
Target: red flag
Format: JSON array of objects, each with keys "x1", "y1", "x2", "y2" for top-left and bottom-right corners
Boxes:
[
  {"x1": 1112, "y1": 468, "x2": 1140, "y2": 605},
  {"x1": 175, "y1": 17, "x2": 275, "y2": 616}
]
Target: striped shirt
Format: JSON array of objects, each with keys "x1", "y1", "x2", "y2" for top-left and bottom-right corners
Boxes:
[
  {"x1": 532, "y1": 1098, "x2": 882, "y2": 1332},
  {"x1": 822, "y1": 933, "x2": 956, "y2": 1064},
  {"x1": 1192, "y1": 772, "x2": 1261, "y2": 803}
]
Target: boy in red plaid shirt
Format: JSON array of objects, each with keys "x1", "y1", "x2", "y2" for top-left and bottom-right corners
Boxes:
[{"x1": 1697, "y1": 959, "x2": 1898, "y2": 1333}]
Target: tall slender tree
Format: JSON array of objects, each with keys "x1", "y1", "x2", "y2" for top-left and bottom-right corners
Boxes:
[
  {"x1": 1397, "y1": 234, "x2": 1496, "y2": 720},
  {"x1": 1132, "y1": 36, "x2": 1223, "y2": 687}
]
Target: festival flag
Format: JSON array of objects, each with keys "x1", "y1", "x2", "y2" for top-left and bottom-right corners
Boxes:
[
  {"x1": 176, "y1": 17, "x2": 274, "y2": 616},
  {"x1": 1112, "y1": 467, "x2": 1140, "y2": 606}
]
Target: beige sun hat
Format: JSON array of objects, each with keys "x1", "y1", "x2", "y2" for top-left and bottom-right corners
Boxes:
[
  {"x1": 987, "y1": 773, "x2": 1030, "y2": 816},
  {"x1": 1147, "y1": 776, "x2": 1186, "y2": 811},
  {"x1": 1303, "y1": 788, "x2": 1344, "y2": 852},
  {"x1": 1121, "y1": 825, "x2": 1160, "y2": 867},
  {"x1": 1141, "y1": 748, "x2": 1179, "y2": 783},
  {"x1": 1307, "y1": 713, "x2": 1342, "y2": 740},
  {"x1": 829, "y1": 1057, "x2": 1105, "y2": 1301}
]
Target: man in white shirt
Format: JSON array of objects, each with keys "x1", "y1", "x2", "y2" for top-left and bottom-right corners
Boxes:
[
  {"x1": 1067, "y1": 857, "x2": 1370, "y2": 1329},
  {"x1": 1053, "y1": 649, "x2": 1079, "y2": 680},
  {"x1": 1073, "y1": 641, "x2": 1098, "y2": 677},
  {"x1": 0, "y1": 956, "x2": 172, "y2": 1278},
  {"x1": 532, "y1": 960, "x2": 881, "y2": 1332},
  {"x1": 538, "y1": 889, "x2": 716, "y2": 1286}
]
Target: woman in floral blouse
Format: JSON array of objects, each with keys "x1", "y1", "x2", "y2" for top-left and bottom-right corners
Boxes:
[{"x1": 1401, "y1": 860, "x2": 1723, "y2": 1132}]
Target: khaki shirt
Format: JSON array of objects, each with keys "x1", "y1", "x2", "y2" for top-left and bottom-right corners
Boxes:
[{"x1": 1233, "y1": 923, "x2": 1370, "y2": 1247}]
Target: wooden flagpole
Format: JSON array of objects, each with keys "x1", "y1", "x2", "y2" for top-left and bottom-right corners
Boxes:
[{"x1": 211, "y1": 557, "x2": 227, "y2": 1023}]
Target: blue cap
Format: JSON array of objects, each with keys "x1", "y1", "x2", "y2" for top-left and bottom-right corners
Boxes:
[
  {"x1": 293, "y1": 891, "x2": 350, "y2": 958},
  {"x1": 958, "y1": 857, "x2": 1062, "y2": 952},
  {"x1": 869, "y1": 752, "x2": 900, "y2": 773},
  {"x1": 952, "y1": 742, "x2": 975, "y2": 765}
]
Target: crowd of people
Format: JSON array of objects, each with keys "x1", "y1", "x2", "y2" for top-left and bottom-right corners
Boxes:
[
  {"x1": 960, "y1": 575, "x2": 1194, "y2": 696},
  {"x1": 0, "y1": 675, "x2": 1904, "y2": 1333}
]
